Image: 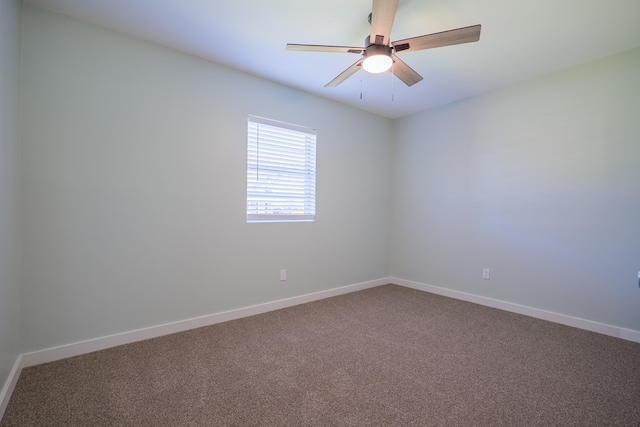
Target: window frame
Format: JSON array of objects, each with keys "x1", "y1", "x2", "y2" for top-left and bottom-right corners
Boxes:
[{"x1": 246, "y1": 116, "x2": 317, "y2": 223}]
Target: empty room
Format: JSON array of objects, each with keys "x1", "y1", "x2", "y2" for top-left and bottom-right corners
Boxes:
[{"x1": 1, "y1": 0, "x2": 639, "y2": 425}]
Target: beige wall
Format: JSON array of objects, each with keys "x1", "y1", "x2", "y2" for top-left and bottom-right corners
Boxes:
[
  {"x1": 392, "y1": 47, "x2": 640, "y2": 331},
  {"x1": 0, "y1": 0, "x2": 22, "y2": 393},
  {"x1": 20, "y1": 4, "x2": 392, "y2": 352}
]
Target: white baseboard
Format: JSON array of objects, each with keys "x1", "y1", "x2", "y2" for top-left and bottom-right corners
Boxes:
[
  {"x1": 6, "y1": 276, "x2": 637, "y2": 415},
  {"x1": 619, "y1": 328, "x2": 640, "y2": 343},
  {"x1": 0, "y1": 355, "x2": 23, "y2": 420},
  {"x1": 21, "y1": 277, "x2": 391, "y2": 368},
  {"x1": 391, "y1": 277, "x2": 640, "y2": 344}
]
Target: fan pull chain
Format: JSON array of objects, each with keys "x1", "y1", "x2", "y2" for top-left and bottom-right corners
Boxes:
[
  {"x1": 391, "y1": 61, "x2": 395, "y2": 102},
  {"x1": 360, "y1": 66, "x2": 363, "y2": 100}
]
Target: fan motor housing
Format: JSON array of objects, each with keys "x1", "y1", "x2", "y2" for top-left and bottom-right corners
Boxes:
[
  {"x1": 364, "y1": 35, "x2": 392, "y2": 55},
  {"x1": 365, "y1": 44, "x2": 392, "y2": 57}
]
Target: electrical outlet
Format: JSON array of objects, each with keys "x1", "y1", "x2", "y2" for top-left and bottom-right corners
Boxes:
[
  {"x1": 482, "y1": 268, "x2": 490, "y2": 280},
  {"x1": 280, "y1": 269, "x2": 287, "y2": 281}
]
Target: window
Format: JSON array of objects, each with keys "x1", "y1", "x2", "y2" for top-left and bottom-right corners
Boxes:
[{"x1": 246, "y1": 116, "x2": 316, "y2": 222}]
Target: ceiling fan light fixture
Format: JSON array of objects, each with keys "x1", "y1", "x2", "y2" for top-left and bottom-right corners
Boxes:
[
  {"x1": 362, "y1": 44, "x2": 392, "y2": 73},
  {"x1": 362, "y1": 54, "x2": 392, "y2": 73},
  {"x1": 287, "y1": 0, "x2": 481, "y2": 88}
]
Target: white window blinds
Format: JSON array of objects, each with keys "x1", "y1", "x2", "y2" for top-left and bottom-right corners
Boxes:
[{"x1": 247, "y1": 116, "x2": 316, "y2": 222}]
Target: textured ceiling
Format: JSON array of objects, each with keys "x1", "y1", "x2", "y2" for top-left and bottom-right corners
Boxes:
[{"x1": 25, "y1": 0, "x2": 640, "y2": 118}]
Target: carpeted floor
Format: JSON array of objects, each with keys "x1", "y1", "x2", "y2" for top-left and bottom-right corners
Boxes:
[{"x1": 2, "y1": 284, "x2": 640, "y2": 426}]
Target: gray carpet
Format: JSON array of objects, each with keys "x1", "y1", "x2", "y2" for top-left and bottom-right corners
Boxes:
[{"x1": 2, "y1": 284, "x2": 639, "y2": 426}]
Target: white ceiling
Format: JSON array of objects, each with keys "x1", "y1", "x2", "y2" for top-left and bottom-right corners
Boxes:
[{"x1": 25, "y1": 0, "x2": 640, "y2": 118}]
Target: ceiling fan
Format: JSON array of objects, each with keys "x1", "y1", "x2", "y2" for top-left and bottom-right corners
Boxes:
[{"x1": 286, "y1": 0, "x2": 481, "y2": 87}]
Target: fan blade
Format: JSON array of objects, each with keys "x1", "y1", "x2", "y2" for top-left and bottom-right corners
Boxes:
[
  {"x1": 325, "y1": 59, "x2": 363, "y2": 87},
  {"x1": 391, "y1": 55, "x2": 423, "y2": 86},
  {"x1": 370, "y1": 0, "x2": 399, "y2": 46},
  {"x1": 286, "y1": 44, "x2": 364, "y2": 54},
  {"x1": 392, "y1": 24, "x2": 481, "y2": 54}
]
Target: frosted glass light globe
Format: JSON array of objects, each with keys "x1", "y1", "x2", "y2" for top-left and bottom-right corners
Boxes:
[{"x1": 362, "y1": 54, "x2": 393, "y2": 73}]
